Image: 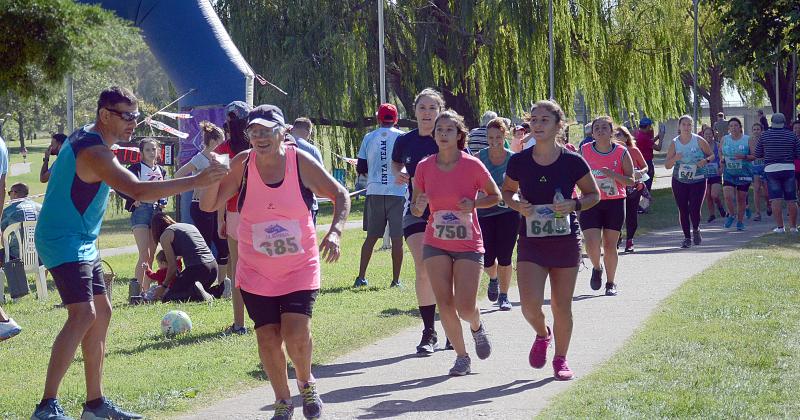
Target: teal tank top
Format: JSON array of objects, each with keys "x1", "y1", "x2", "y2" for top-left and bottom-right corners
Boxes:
[
  {"x1": 671, "y1": 134, "x2": 707, "y2": 184},
  {"x1": 477, "y1": 148, "x2": 514, "y2": 218},
  {"x1": 34, "y1": 126, "x2": 111, "y2": 268},
  {"x1": 721, "y1": 134, "x2": 752, "y2": 184}
]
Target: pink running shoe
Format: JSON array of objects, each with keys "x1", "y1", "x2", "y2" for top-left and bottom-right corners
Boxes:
[
  {"x1": 528, "y1": 326, "x2": 552, "y2": 369},
  {"x1": 552, "y1": 356, "x2": 574, "y2": 380}
]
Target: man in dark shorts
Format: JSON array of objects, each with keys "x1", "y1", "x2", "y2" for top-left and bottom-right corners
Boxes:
[
  {"x1": 355, "y1": 104, "x2": 407, "y2": 287},
  {"x1": 31, "y1": 87, "x2": 227, "y2": 420}
]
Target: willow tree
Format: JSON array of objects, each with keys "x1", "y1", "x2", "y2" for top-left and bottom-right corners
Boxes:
[{"x1": 216, "y1": 0, "x2": 691, "y2": 156}]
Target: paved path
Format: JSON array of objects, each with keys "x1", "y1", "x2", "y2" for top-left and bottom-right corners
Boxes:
[{"x1": 183, "y1": 220, "x2": 773, "y2": 419}]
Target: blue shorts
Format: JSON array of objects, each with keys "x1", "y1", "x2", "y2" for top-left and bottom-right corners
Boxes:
[
  {"x1": 50, "y1": 258, "x2": 106, "y2": 305},
  {"x1": 130, "y1": 203, "x2": 157, "y2": 229},
  {"x1": 765, "y1": 170, "x2": 797, "y2": 201}
]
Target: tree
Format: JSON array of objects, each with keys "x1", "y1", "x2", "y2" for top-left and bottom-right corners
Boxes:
[
  {"x1": 216, "y1": 0, "x2": 693, "y2": 156},
  {"x1": 711, "y1": 0, "x2": 800, "y2": 115}
]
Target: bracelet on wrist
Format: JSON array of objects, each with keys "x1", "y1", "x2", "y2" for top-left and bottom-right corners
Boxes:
[{"x1": 573, "y1": 198, "x2": 582, "y2": 211}]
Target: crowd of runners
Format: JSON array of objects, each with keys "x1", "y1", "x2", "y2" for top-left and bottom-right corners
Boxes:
[{"x1": 9, "y1": 85, "x2": 800, "y2": 420}]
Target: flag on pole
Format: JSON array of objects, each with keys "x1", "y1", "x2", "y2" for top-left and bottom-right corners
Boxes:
[
  {"x1": 145, "y1": 118, "x2": 189, "y2": 139},
  {"x1": 156, "y1": 111, "x2": 193, "y2": 120}
]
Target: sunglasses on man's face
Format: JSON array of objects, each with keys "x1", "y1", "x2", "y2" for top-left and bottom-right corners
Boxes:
[{"x1": 105, "y1": 108, "x2": 140, "y2": 122}]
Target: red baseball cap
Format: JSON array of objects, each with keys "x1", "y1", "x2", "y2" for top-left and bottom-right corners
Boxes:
[{"x1": 377, "y1": 103, "x2": 398, "y2": 123}]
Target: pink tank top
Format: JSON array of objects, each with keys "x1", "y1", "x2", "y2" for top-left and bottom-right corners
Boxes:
[
  {"x1": 236, "y1": 147, "x2": 320, "y2": 296},
  {"x1": 581, "y1": 143, "x2": 627, "y2": 200}
]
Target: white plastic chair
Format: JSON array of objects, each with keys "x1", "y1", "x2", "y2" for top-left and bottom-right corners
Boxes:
[{"x1": 2, "y1": 221, "x2": 47, "y2": 301}]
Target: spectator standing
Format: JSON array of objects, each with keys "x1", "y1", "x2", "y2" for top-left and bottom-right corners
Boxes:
[
  {"x1": 713, "y1": 112, "x2": 729, "y2": 142},
  {"x1": 40, "y1": 133, "x2": 67, "y2": 183},
  {"x1": 355, "y1": 104, "x2": 407, "y2": 288},
  {"x1": 467, "y1": 111, "x2": 498, "y2": 154},
  {"x1": 288, "y1": 118, "x2": 324, "y2": 224},
  {"x1": 633, "y1": 118, "x2": 662, "y2": 193},
  {"x1": 758, "y1": 109, "x2": 769, "y2": 131},
  {"x1": 578, "y1": 122, "x2": 594, "y2": 149},
  {"x1": 755, "y1": 113, "x2": 800, "y2": 232}
]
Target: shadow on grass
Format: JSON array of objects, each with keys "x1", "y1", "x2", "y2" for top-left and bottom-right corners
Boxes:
[
  {"x1": 379, "y1": 308, "x2": 420, "y2": 318},
  {"x1": 353, "y1": 378, "x2": 554, "y2": 418},
  {"x1": 110, "y1": 330, "x2": 227, "y2": 355}
]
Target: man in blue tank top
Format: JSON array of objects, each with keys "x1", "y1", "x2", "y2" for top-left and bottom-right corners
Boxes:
[{"x1": 31, "y1": 87, "x2": 228, "y2": 420}]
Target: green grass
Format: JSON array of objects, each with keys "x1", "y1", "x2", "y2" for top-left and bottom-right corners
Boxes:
[
  {"x1": 539, "y1": 234, "x2": 800, "y2": 418},
  {"x1": 0, "y1": 229, "x2": 435, "y2": 419}
]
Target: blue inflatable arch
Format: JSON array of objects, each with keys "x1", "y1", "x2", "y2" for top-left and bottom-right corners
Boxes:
[{"x1": 78, "y1": 0, "x2": 254, "y2": 108}]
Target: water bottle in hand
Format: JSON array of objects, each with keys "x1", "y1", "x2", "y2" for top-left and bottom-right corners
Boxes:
[{"x1": 553, "y1": 188, "x2": 569, "y2": 234}]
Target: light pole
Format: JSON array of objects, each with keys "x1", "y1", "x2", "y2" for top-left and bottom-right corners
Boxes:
[
  {"x1": 548, "y1": 0, "x2": 555, "y2": 100},
  {"x1": 378, "y1": 0, "x2": 386, "y2": 103},
  {"x1": 692, "y1": 0, "x2": 699, "y2": 131}
]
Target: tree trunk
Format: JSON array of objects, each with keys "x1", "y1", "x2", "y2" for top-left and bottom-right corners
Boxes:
[
  {"x1": 760, "y1": 59, "x2": 798, "y2": 117},
  {"x1": 708, "y1": 65, "x2": 724, "y2": 119},
  {"x1": 17, "y1": 112, "x2": 25, "y2": 149}
]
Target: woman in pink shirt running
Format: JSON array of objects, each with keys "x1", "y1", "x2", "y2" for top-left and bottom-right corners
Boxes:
[
  {"x1": 200, "y1": 104, "x2": 350, "y2": 420},
  {"x1": 411, "y1": 110, "x2": 501, "y2": 376}
]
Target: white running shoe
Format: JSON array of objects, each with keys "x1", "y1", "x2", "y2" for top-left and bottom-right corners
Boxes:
[
  {"x1": 772, "y1": 227, "x2": 786, "y2": 233},
  {"x1": 791, "y1": 227, "x2": 799, "y2": 233},
  {"x1": 0, "y1": 318, "x2": 22, "y2": 341}
]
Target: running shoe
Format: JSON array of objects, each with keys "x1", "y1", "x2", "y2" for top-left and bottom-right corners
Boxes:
[
  {"x1": 271, "y1": 400, "x2": 294, "y2": 420},
  {"x1": 624, "y1": 239, "x2": 634, "y2": 253},
  {"x1": 448, "y1": 355, "x2": 471, "y2": 376},
  {"x1": 718, "y1": 207, "x2": 728, "y2": 218},
  {"x1": 498, "y1": 293, "x2": 512, "y2": 311},
  {"x1": 444, "y1": 338, "x2": 454, "y2": 350},
  {"x1": 299, "y1": 382, "x2": 323, "y2": 419},
  {"x1": 736, "y1": 221, "x2": 745, "y2": 231},
  {"x1": 221, "y1": 277, "x2": 232, "y2": 299},
  {"x1": 693, "y1": 229, "x2": 702, "y2": 245},
  {"x1": 605, "y1": 282, "x2": 618, "y2": 296},
  {"x1": 223, "y1": 324, "x2": 248, "y2": 335},
  {"x1": 745, "y1": 207, "x2": 752, "y2": 219},
  {"x1": 80, "y1": 397, "x2": 142, "y2": 419},
  {"x1": 772, "y1": 226, "x2": 786, "y2": 233},
  {"x1": 724, "y1": 216, "x2": 735, "y2": 228},
  {"x1": 791, "y1": 227, "x2": 799, "y2": 233},
  {"x1": 416, "y1": 328, "x2": 438, "y2": 356},
  {"x1": 0, "y1": 318, "x2": 22, "y2": 341},
  {"x1": 487, "y1": 279, "x2": 499, "y2": 302},
  {"x1": 352, "y1": 277, "x2": 368, "y2": 287},
  {"x1": 707, "y1": 214, "x2": 716, "y2": 223},
  {"x1": 31, "y1": 399, "x2": 71, "y2": 420},
  {"x1": 753, "y1": 213, "x2": 762, "y2": 222},
  {"x1": 389, "y1": 279, "x2": 402, "y2": 288},
  {"x1": 528, "y1": 326, "x2": 552, "y2": 369},
  {"x1": 681, "y1": 238, "x2": 692, "y2": 249},
  {"x1": 590, "y1": 267, "x2": 603, "y2": 291},
  {"x1": 552, "y1": 356, "x2": 575, "y2": 381},
  {"x1": 471, "y1": 323, "x2": 492, "y2": 360}
]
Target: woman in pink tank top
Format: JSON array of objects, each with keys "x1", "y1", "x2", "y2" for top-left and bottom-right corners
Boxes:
[
  {"x1": 578, "y1": 116, "x2": 634, "y2": 296},
  {"x1": 411, "y1": 110, "x2": 501, "y2": 376},
  {"x1": 199, "y1": 105, "x2": 350, "y2": 419}
]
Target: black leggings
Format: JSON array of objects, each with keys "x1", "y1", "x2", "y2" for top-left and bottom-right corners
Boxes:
[
  {"x1": 190, "y1": 201, "x2": 229, "y2": 265},
  {"x1": 478, "y1": 211, "x2": 520, "y2": 267},
  {"x1": 625, "y1": 187, "x2": 643, "y2": 240},
  {"x1": 162, "y1": 261, "x2": 221, "y2": 302},
  {"x1": 671, "y1": 178, "x2": 706, "y2": 238},
  {"x1": 644, "y1": 159, "x2": 655, "y2": 192}
]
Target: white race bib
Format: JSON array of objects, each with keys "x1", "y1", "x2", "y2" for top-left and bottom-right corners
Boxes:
[
  {"x1": 596, "y1": 176, "x2": 617, "y2": 196},
  {"x1": 432, "y1": 210, "x2": 473, "y2": 240},
  {"x1": 251, "y1": 220, "x2": 304, "y2": 257},
  {"x1": 726, "y1": 161, "x2": 743, "y2": 170},
  {"x1": 678, "y1": 163, "x2": 702, "y2": 181},
  {"x1": 526, "y1": 205, "x2": 570, "y2": 238}
]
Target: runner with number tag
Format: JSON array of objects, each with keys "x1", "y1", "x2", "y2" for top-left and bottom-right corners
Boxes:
[
  {"x1": 198, "y1": 104, "x2": 351, "y2": 420},
  {"x1": 412, "y1": 110, "x2": 500, "y2": 377},
  {"x1": 720, "y1": 118, "x2": 753, "y2": 231},
  {"x1": 579, "y1": 116, "x2": 635, "y2": 296},
  {"x1": 666, "y1": 115, "x2": 714, "y2": 248},
  {"x1": 502, "y1": 100, "x2": 600, "y2": 381},
  {"x1": 749, "y1": 121, "x2": 769, "y2": 221},
  {"x1": 476, "y1": 118, "x2": 520, "y2": 311}
]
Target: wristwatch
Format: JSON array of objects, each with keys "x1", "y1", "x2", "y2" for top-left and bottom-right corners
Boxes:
[{"x1": 43, "y1": 157, "x2": 49, "y2": 162}]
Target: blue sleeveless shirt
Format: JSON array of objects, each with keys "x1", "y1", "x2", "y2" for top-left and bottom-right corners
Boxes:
[
  {"x1": 35, "y1": 126, "x2": 111, "y2": 268},
  {"x1": 671, "y1": 134, "x2": 707, "y2": 184}
]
